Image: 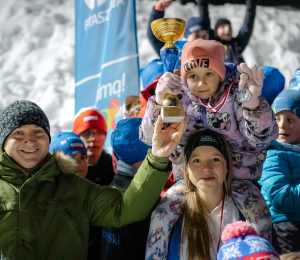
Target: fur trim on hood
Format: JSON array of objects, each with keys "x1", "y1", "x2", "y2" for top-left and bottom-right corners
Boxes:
[{"x1": 54, "y1": 151, "x2": 77, "y2": 174}]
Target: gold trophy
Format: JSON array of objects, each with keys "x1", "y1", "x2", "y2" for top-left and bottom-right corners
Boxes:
[{"x1": 151, "y1": 18, "x2": 186, "y2": 123}]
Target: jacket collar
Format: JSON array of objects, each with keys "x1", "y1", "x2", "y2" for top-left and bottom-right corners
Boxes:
[
  {"x1": 0, "y1": 149, "x2": 61, "y2": 187},
  {"x1": 267, "y1": 140, "x2": 300, "y2": 153},
  {"x1": 116, "y1": 160, "x2": 137, "y2": 178}
]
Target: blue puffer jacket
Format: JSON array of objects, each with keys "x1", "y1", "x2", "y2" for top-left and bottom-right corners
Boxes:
[{"x1": 260, "y1": 140, "x2": 300, "y2": 223}]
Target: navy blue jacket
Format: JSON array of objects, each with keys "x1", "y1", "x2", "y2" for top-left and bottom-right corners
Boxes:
[
  {"x1": 101, "y1": 161, "x2": 153, "y2": 260},
  {"x1": 147, "y1": 0, "x2": 257, "y2": 65}
]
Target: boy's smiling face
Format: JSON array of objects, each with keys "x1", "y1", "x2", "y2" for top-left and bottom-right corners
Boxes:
[{"x1": 276, "y1": 110, "x2": 300, "y2": 145}]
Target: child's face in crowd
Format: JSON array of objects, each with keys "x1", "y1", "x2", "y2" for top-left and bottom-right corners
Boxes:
[
  {"x1": 276, "y1": 110, "x2": 300, "y2": 145},
  {"x1": 186, "y1": 67, "x2": 221, "y2": 99},
  {"x1": 79, "y1": 129, "x2": 106, "y2": 159},
  {"x1": 217, "y1": 24, "x2": 232, "y2": 41},
  {"x1": 187, "y1": 29, "x2": 209, "y2": 42},
  {"x1": 71, "y1": 152, "x2": 88, "y2": 178},
  {"x1": 188, "y1": 146, "x2": 227, "y2": 194}
]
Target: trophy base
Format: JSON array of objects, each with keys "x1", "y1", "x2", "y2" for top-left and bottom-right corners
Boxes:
[{"x1": 161, "y1": 106, "x2": 185, "y2": 123}]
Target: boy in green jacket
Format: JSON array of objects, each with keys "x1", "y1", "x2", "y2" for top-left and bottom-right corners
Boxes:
[{"x1": 0, "y1": 100, "x2": 186, "y2": 260}]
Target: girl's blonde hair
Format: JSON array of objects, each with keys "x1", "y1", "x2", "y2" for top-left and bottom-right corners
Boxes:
[
  {"x1": 212, "y1": 81, "x2": 224, "y2": 100},
  {"x1": 180, "y1": 131, "x2": 233, "y2": 260},
  {"x1": 281, "y1": 252, "x2": 300, "y2": 260}
]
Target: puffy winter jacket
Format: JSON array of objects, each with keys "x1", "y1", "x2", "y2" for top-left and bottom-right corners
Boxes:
[
  {"x1": 260, "y1": 141, "x2": 300, "y2": 223},
  {"x1": 140, "y1": 63, "x2": 278, "y2": 181},
  {"x1": 0, "y1": 149, "x2": 171, "y2": 260}
]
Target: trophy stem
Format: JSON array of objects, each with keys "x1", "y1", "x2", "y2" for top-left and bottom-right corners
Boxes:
[{"x1": 161, "y1": 40, "x2": 177, "y2": 50}]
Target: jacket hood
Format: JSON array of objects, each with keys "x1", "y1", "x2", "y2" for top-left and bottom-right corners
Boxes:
[
  {"x1": 0, "y1": 150, "x2": 77, "y2": 187},
  {"x1": 265, "y1": 140, "x2": 283, "y2": 150},
  {"x1": 54, "y1": 151, "x2": 77, "y2": 174},
  {"x1": 224, "y1": 63, "x2": 238, "y2": 81}
]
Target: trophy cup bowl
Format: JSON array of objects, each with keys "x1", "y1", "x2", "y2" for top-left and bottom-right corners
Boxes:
[
  {"x1": 151, "y1": 18, "x2": 186, "y2": 123},
  {"x1": 151, "y1": 18, "x2": 186, "y2": 50}
]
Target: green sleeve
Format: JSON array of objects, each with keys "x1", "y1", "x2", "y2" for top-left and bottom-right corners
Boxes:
[{"x1": 80, "y1": 149, "x2": 172, "y2": 228}]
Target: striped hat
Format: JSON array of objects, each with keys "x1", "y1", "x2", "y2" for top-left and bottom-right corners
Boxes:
[
  {"x1": 217, "y1": 221, "x2": 280, "y2": 260},
  {"x1": 73, "y1": 107, "x2": 107, "y2": 135},
  {"x1": 49, "y1": 132, "x2": 87, "y2": 156}
]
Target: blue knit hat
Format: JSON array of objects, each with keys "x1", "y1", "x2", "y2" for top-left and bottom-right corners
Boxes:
[
  {"x1": 289, "y1": 67, "x2": 300, "y2": 90},
  {"x1": 49, "y1": 132, "x2": 87, "y2": 156},
  {"x1": 271, "y1": 67, "x2": 300, "y2": 119},
  {"x1": 261, "y1": 66, "x2": 285, "y2": 105},
  {"x1": 217, "y1": 221, "x2": 279, "y2": 260},
  {"x1": 111, "y1": 118, "x2": 151, "y2": 165},
  {"x1": 184, "y1": 17, "x2": 210, "y2": 39},
  {"x1": 272, "y1": 89, "x2": 300, "y2": 119}
]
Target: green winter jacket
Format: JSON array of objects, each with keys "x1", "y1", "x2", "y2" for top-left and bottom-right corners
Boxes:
[{"x1": 0, "y1": 149, "x2": 171, "y2": 260}]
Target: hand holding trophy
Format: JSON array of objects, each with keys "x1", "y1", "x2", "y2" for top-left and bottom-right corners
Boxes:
[{"x1": 151, "y1": 18, "x2": 186, "y2": 123}]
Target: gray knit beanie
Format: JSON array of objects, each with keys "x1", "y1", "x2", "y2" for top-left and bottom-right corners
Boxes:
[{"x1": 0, "y1": 100, "x2": 51, "y2": 149}]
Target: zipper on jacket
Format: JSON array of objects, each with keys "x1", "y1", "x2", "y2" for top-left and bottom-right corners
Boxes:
[
  {"x1": 23, "y1": 170, "x2": 31, "y2": 181},
  {"x1": 202, "y1": 107, "x2": 209, "y2": 129}
]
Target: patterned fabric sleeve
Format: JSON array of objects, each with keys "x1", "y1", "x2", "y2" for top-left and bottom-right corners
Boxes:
[
  {"x1": 139, "y1": 96, "x2": 162, "y2": 146},
  {"x1": 232, "y1": 83, "x2": 278, "y2": 148},
  {"x1": 145, "y1": 180, "x2": 186, "y2": 260},
  {"x1": 231, "y1": 180, "x2": 272, "y2": 243},
  {"x1": 145, "y1": 179, "x2": 273, "y2": 260}
]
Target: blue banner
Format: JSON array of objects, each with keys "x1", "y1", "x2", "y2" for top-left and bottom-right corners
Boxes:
[{"x1": 75, "y1": 0, "x2": 140, "y2": 151}]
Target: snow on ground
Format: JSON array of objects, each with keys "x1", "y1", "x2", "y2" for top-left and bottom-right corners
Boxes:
[{"x1": 0, "y1": 0, "x2": 299, "y2": 136}]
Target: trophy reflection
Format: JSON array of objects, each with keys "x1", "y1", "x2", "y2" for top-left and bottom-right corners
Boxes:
[{"x1": 151, "y1": 18, "x2": 186, "y2": 123}]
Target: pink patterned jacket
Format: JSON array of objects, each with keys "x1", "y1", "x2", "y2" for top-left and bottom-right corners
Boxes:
[{"x1": 139, "y1": 63, "x2": 278, "y2": 181}]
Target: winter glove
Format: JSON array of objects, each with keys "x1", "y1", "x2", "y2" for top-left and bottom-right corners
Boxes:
[
  {"x1": 155, "y1": 72, "x2": 182, "y2": 106},
  {"x1": 237, "y1": 63, "x2": 264, "y2": 110}
]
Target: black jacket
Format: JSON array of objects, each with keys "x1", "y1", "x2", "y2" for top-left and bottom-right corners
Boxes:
[
  {"x1": 147, "y1": 0, "x2": 257, "y2": 65},
  {"x1": 147, "y1": 7, "x2": 165, "y2": 57},
  {"x1": 101, "y1": 161, "x2": 154, "y2": 260},
  {"x1": 87, "y1": 150, "x2": 115, "y2": 260},
  {"x1": 86, "y1": 150, "x2": 115, "y2": 186}
]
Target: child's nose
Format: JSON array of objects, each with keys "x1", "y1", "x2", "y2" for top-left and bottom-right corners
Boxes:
[
  {"x1": 278, "y1": 119, "x2": 286, "y2": 129},
  {"x1": 198, "y1": 80, "x2": 204, "y2": 87},
  {"x1": 201, "y1": 161, "x2": 212, "y2": 170}
]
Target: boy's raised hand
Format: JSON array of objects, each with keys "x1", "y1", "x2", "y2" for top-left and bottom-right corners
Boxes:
[
  {"x1": 156, "y1": 0, "x2": 173, "y2": 10},
  {"x1": 152, "y1": 115, "x2": 187, "y2": 158},
  {"x1": 237, "y1": 63, "x2": 264, "y2": 110},
  {"x1": 155, "y1": 72, "x2": 182, "y2": 105}
]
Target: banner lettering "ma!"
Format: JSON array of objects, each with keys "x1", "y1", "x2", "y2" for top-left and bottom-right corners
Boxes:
[{"x1": 75, "y1": 0, "x2": 140, "y2": 151}]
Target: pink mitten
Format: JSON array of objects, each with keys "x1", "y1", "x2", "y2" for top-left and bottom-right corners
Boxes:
[
  {"x1": 155, "y1": 72, "x2": 182, "y2": 105},
  {"x1": 237, "y1": 63, "x2": 264, "y2": 110}
]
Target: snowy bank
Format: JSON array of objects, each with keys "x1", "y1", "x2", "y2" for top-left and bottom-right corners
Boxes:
[{"x1": 0, "y1": 0, "x2": 299, "y2": 136}]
